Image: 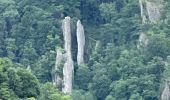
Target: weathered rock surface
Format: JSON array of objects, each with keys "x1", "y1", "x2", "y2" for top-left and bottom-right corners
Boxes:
[
  {"x1": 139, "y1": 0, "x2": 162, "y2": 24},
  {"x1": 139, "y1": 0, "x2": 147, "y2": 24},
  {"x1": 62, "y1": 16, "x2": 74, "y2": 94},
  {"x1": 137, "y1": 32, "x2": 148, "y2": 48},
  {"x1": 76, "y1": 20, "x2": 85, "y2": 65},
  {"x1": 54, "y1": 50, "x2": 65, "y2": 89},
  {"x1": 138, "y1": 0, "x2": 162, "y2": 48},
  {"x1": 161, "y1": 79, "x2": 170, "y2": 100},
  {"x1": 146, "y1": 1, "x2": 161, "y2": 23}
]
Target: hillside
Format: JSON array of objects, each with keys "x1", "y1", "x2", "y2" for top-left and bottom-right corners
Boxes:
[{"x1": 0, "y1": 0, "x2": 170, "y2": 100}]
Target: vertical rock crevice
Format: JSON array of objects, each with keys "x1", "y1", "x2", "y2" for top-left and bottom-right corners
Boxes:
[{"x1": 76, "y1": 20, "x2": 85, "y2": 66}]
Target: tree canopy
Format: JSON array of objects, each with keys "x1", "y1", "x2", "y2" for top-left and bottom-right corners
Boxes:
[{"x1": 1, "y1": 0, "x2": 170, "y2": 100}]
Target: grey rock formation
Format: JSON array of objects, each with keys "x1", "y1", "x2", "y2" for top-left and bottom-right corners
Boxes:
[
  {"x1": 63, "y1": 58, "x2": 74, "y2": 93},
  {"x1": 62, "y1": 16, "x2": 74, "y2": 94},
  {"x1": 139, "y1": 0, "x2": 147, "y2": 24},
  {"x1": 161, "y1": 79, "x2": 170, "y2": 100},
  {"x1": 138, "y1": 0, "x2": 148, "y2": 48},
  {"x1": 62, "y1": 17, "x2": 72, "y2": 58},
  {"x1": 138, "y1": 0, "x2": 162, "y2": 48},
  {"x1": 139, "y1": 0, "x2": 161, "y2": 23},
  {"x1": 76, "y1": 20, "x2": 85, "y2": 65},
  {"x1": 54, "y1": 18, "x2": 86, "y2": 94},
  {"x1": 54, "y1": 50, "x2": 65, "y2": 88},
  {"x1": 137, "y1": 32, "x2": 148, "y2": 48},
  {"x1": 146, "y1": 1, "x2": 161, "y2": 23}
]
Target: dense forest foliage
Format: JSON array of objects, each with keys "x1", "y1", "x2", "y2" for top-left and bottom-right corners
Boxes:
[{"x1": 1, "y1": 0, "x2": 170, "y2": 100}]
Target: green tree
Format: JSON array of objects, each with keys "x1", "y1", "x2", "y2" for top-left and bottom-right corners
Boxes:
[
  {"x1": 39, "y1": 82, "x2": 70, "y2": 100},
  {"x1": 72, "y1": 90, "x2": 96, "y2": 100},
  {"x1": 146, "y1": 34, "x2": 170, "y2": 59},
  {"x1": 75, "y1": 64, "x2": 91, "y2": 90},
  {"x1": 16, "y1": 69, "x2": 40, "y2": 98},
  {"x1": 0, "y1": 83, "x2": 11, "y2": 100}
]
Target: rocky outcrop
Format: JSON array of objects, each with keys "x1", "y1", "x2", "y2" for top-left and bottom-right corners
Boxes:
[
  {"x1": 137, "y1": 32, "x2": 148, "y2": 48},
  {"x1": 138, "y1": 0, "x2": 162, "y2": 48},
  {"x1": 54, "y1": 17, "x2": 74, "y2": 94},
  {"x1": 62, "y1": 16, "x2": 74, "y2": 94},
  {"x1": 54, "y1": 50, "x2": 65, "y2": 89},
  {"x1": 161, "y1": 79, "x2": 170, "y2": 100},
  {"x1": 54, "y1": 17, "x2": 86, "y2": 94},
  {"x1": 139, "y1": 0, "x2": 147, "y2": 24},
  {"x1": 139, "y1": 0, "x2": 162, "y2": 24},
  {"x1": 146, "y1": 1, "x2": 161, "y2": 23},
  {"x1": 76, "y1": 20, "x2": 85, "y2": 65}
]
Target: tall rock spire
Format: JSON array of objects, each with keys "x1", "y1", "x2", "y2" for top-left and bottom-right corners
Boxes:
[
  {"x1": 62, "y1": 17, "x2": 72, "y2": 58},
  {"x1": 76, "y1": 20, "x2": 85, "y2": 65},
  {"x1": 62, "y1": 16, "x2": 74, "y2": 94},
  {"x1": 54, "y1": 17, "x2": 86, "y2": 94}
]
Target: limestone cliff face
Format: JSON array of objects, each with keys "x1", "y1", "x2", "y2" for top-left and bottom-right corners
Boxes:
[
  {"x1": 54, "y1": 50, "x2": 65, "y2": 89},
  {"x1": 146, "y1": 1, "x2": 161, "y2": 23},
  {"x1": 62, "y1": 16, "x2": 74, "y2": 94},
  {"x1": 62, "y1": 17, "x2": 72, "y2": 58},
  {"x1": 138, "y1": 1, "x2": 170, "y2": 99},
  {"x1": 161, "y1": 62, "x2": 170, "y2": 100},
  {"x1": 161, "y1": 80, "x2": 170, "y2": 100},
  {"x1": 139, "y1": 0, "x2": 147, "y2": 24},
  {"x1": 54, "y1": 17, "x2": 74, "y2": 94},
  {"x1": 139, "y1": 0, "x2": 162, "y2": 24},
  {"x1": 137, "y1": 32, "x2": 148, "y2": 48},
  {"x1": 138, "y1": 0, "x2": 162, "y2": 48},
  {"x1": 76, "y1": 20, "x2": 85, "y2": 65},
  {"x1": 54, "y1": 17, "x2": 86, "y2": 94}
]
